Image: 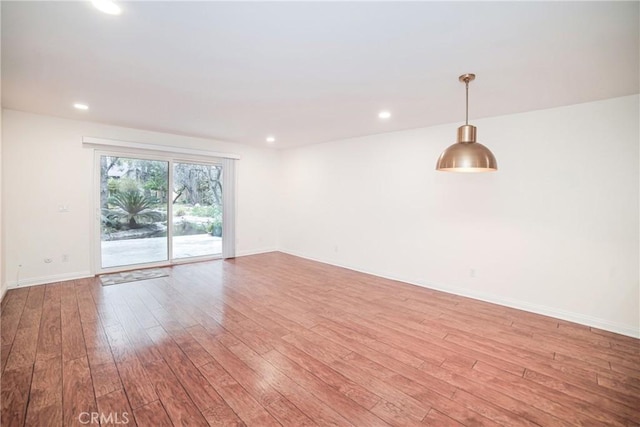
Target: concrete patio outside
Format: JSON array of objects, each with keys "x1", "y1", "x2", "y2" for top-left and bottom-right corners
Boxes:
[{"x1": 101, "y1": 233, "x2": 222, "y2": 268}]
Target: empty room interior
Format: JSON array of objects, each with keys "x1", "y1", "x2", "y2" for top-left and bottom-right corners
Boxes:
[{"x1": 1, "y1": 1, "x2": 639, "y2": 426}]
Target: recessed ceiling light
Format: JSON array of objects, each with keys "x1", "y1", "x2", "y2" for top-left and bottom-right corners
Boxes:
[
  {"x1": 266, "y1": 136, "x2": 276, "y2": 143},
  {"x1": 73, "y1": 103, "x2": 89, "y2": 110},
  {"x1": 378, "y1": 111, "x2": 391, "y2": 119},
  {"x1": 91, "y1": 0, "x2": 122, "y2": 15}
]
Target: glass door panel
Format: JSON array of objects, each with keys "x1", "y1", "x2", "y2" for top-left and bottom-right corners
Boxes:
[
  {"x1": 172, "y1": 162, "x2": 223, "y2": 259},
  {"x1": 100, "y1": 156, "x2": 169, "y2": 268}
]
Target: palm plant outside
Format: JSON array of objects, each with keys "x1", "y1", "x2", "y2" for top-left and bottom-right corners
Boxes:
[{"x1": 109, "y1": 190, "x2": 163, "y2": 228}]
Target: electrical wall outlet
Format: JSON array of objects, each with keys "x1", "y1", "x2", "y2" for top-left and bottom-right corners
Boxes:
[{"x1": 62, "y1": 254, "x2": 69, "y2": 262}]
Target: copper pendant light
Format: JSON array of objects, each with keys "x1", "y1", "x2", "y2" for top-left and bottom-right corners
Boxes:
[{"x1": 436, "y1": 74, "x2": 497, "y2": 172}]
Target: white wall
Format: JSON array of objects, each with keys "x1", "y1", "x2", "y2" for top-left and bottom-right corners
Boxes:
[
  {"x1": 279, "y1": 95, "x2": 640, "y2": 337},
  {"x1": 3, "y1": 96, "x2": 639, "y2": 337},
  {"x1": 0, "y1": 3, "x2": 5, "y2": 300},
  {"x1": 0, "y1": 97, "x2": 4, "y2": 301},
  {"x1": 0, "y1": 107, "x2": 4, "y2": 300},
  {"x1": 2, "y1": 109, "x2": 280, "y2": 288}
]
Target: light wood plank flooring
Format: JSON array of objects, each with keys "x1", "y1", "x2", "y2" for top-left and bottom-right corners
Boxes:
[{"x1": 1, "y1": 252, "x2": 639, "y2": 426}]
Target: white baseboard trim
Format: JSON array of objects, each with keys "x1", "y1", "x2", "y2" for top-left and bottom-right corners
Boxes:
[
  {"x1": 3, "y1": 250, "x2": 277, "y2": 290},
  {"x1": 1, "y1": 284, "x2": 9, "y2": 302},
  {"x1": 236, "y1": 247, "x2": 278, "y2": 257},
  {"x1": 7, "y1": 271, "x2": 93, "y2": 289},
  {"x1": 278, "y1": 249, "x2": 640, "y2": 339},
  {"x1": 421, "y1": 280, "x2": 639, "y2": 339}
]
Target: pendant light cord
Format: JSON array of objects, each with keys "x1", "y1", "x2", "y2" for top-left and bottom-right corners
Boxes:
[{"x1": 465, "y1": 79, "x2": 469, "y2": 125}]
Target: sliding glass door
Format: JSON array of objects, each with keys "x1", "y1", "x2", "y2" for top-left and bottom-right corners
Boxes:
[
  {"x1": 172, "y1": 161, "x2": 223, "y2": 259},
  {"x1": 100, "y1": 155, "x2": 169, "y2": 269},
  {"x1": 98, "y1": 153, "x2": 223, "y2": 271}
]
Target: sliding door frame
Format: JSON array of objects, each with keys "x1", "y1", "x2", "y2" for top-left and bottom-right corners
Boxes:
[{"x1": 92, "y1": 148, "x2": 224, "y2": 275}]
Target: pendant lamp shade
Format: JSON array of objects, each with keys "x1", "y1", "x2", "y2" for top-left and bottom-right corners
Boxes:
[{"x1": 436, "y1": 74, "x2": 497, "y2": 172}]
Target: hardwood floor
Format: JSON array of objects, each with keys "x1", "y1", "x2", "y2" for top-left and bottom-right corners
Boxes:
[{"x1": 1, "y1": 252, "x2": 639, "y2": 426}]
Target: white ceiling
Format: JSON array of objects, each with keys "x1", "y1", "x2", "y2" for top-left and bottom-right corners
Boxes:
[{"x1": 2, "y1": 1, "x2": 638, "y2": 149}]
